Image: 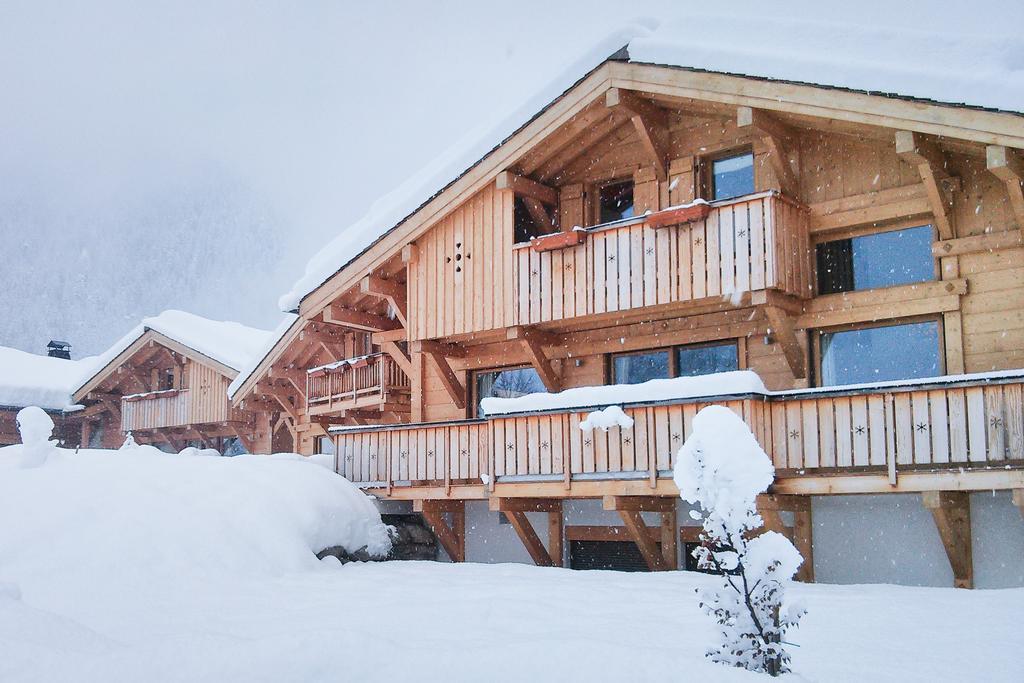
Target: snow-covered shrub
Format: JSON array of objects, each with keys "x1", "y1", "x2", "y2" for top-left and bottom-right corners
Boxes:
[{"x1": 674, "y1": 405, "x2": 805, "y2": 676}]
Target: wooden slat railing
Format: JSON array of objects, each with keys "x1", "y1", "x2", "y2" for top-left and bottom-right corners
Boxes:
[
  {"x1": 306, "y1": 353, "x2": 411, "y2": 414},
  {"x1": 332, "y1": 374, "x2": 1024, "y2": 488},
  {"x1": 511, "y1": 192, "x2": 811, "y2": 326},
  {"x1": 121, "y1": 389, "x2": 191, "y2": 431}
]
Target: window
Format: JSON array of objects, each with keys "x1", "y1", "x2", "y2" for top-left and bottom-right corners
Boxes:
[
  {"x1": 676, "y1": 342, "x2": 739, "y2": 377},
  {"x1": 157, "y1": 368, "x2": 176, "y2": 391},
  {"x1": 818, "y1": 320, "x2": 941, "y2": 386},
  {"x1": 613, "y1": 342, "x2": 738, "y2": 384},
  {"x1": 514, "y1": 196, "x2": 556, "y2": 244},
  {"x1": 816, "y1": 225, "x2": 934, "y2": 294},
  {"x1": 711, "y1": 152, "x2": 754, "y2": 200},
  {"x1": 598, "y1": 179, "x2": 634, "y2": 224},
  {"x1": 473, "y1": 366, "x2": 546, "y2": 417},
  {"x1": 613, "y1": 350, "x2": 670, "y2": 385},
  {"x1": 315, "y1": 436, "x2": 335, "y2": 456}
]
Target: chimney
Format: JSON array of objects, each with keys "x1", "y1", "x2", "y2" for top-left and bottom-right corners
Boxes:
[{"x1": 46, "y1": 340, "x2": 71, "y2": 360}]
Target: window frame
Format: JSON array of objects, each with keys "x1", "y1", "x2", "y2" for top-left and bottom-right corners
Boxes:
[
  {"x1": 812, "y1": 220, "x2": 939, "y2": 296},
  {"x1": 470, "y1": 364, "x2": 543, "y2": 418},
  {"x1": 610, "y1": 340, "x2": 742, "y2": 384},
  {"x1": 703, "y1": 146, "x2": 756, "y2": 201},
  {"x1": 590, "y1": 177, "x2": 636, "y2": 227},
  {"x1": 811, "y1": 315, "x2": 946, "y2": 388}
]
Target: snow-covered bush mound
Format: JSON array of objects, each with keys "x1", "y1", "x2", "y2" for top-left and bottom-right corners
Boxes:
[{"x1": 0, "y1": 439, "x2": 391, "y2": 606}]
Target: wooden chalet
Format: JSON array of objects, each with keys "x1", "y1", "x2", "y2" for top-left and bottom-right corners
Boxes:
[
  {"x1": 73, "y1": 312, "x2": 282, "y2": 453},
  {"x1": 231, "y1": 44, "x2": 1024, "y2": 586}
]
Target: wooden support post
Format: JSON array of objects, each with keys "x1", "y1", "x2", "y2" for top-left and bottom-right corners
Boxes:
[
  {"x1": 986, "y1": 145, "x2": 1024, "y2": 231},
  {"x1": 757, "y1": 494, "x2": 814, "y2": 582},
  {"x1": 896, "y1": 131, "x2": 956, "y2": 240},
  {"x1": 504, "y1": 511, "x2": 554, "y2": 567},
  {"x1": 549, "y1": 506, "x2": 564, "y2": 568},
  {"x1": 415, "y1": 499, "x2": 466, "y2": 562},
  {"x1": 791, "y1": 507, "x2": 814, "y2": 583},
  {"x1": 507, "y1": 327, "x2": 560, "y2": 392},
  {"x1": 763, "y1": 306, "x2": 807, "y2": 379},
  {"x1": 379, "y1": 340, "x2": 413, "y2": 378},
  {"x1": 660, "y1": 508, "x2": 678, "y2": 570},
  {"x1": 618, "y1": 510, "x2": 668, "y2": 571},
  {"x1": 420, "y1": 350, "x2": 466, "y2": 410},
  {"x1": 922, "y1": 491, "x2": 973, "y2": 589},
  {"x1": 489, "y1": 497, "x2": 562, "y2": 567}
]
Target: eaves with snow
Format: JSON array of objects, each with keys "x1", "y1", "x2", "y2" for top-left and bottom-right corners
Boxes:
[{"x1": 0, "y1": 347, "x2": 100, "y2": 412}]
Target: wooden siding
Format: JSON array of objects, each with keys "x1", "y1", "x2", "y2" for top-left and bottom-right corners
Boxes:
[
  {"x1": 306, "y1": 353, "x2": 410, "y2": 414},
  {"x1": 122, "y1": 390, "x2": 191, "y2": 431},
  {"x1": 512, "y1": 193, "x2": 810, "y2": 326},
  {"x1": 409, "y1": 183, "x2": 515, "y2": 340},
  {"x1": 187, "y1": 362, "x2": 231, "y2": 424},
  {"x1": 334, "y1": 376, "x2": 1024, "y2": 487}
]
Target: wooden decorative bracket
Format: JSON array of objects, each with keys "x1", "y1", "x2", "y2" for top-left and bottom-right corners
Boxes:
[
  {"x1": 415, "y1": 499, "x2": 465, "y2": 562},
  {"x1": 922, "y1": 491, "x2": 973, "y2": 588},
  {"x1": 506, "y1": 326, "x2": 561, "y2": 392},
  {"x1": 323, "y1": 303, "x2": 401, "y2": 332},
  {"x1": 602, "y1": 496, "x2": 676, "y2": 571},
  {"x1": 379, "y1": 340, "x2": 413, "y2": 378},
  {"x1": 260, "y1": 381, "x2": 300, "y2": 422},
  {"x1": 986, "y1": 146, "x2": 1024, "y2": 232},
  {"x1": 737, "y1": 106, "x2": 798, "y2": 196},
  {"x1": 606, "y1": 88, "x2": 669, "y2": 181},
  {"x1": 896, "y1": 131, "x2": 957, "y2": 240},
  {"x1": 763, "y1": 306, "x2": 807, "y2": 380},
  {"x1": 411, "y1": 341, "x2": 466, "y2": 410},
  {"x1": 489, "y1": 498, "x2": 563, "y2": 567},
  {"x1": 497, "y1": 171, "x2": 557, "y2": 233},
  {"x1": 360, "y1": 276, "x2": 408, "y2": 328}
]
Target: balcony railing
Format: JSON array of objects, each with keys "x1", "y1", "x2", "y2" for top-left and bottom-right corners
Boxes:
[
  {"x1": 332, "y1": 373, "x2": 1024, "y2": 490},
  {"x1": 511, "y1": 191, "x2": 811, "y2": 326},
  {"x1": 306, "y1": 353, "x2": 411, "y2": 417},
  {"x1": 121, "y1": 389, "x2": 190, "y2": 431}
]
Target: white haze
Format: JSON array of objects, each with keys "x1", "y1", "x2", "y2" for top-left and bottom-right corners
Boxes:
[{"x1": 0, "y1": 0, "x2": 1018, "y2": 357}]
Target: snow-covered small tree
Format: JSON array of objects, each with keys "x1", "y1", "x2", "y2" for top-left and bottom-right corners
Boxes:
[{"x1": 674, "y1": 405, "x2": 805, "y2": 676}]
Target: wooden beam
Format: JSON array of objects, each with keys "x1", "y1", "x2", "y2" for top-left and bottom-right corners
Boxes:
[
  {"x1": 503, "y1": 510, "x2": 554, "y2": 567},
  {"x1": 660, "y1": 507, "x2": 678, "y2": 570},
  {"x1": 410, "y1": 340, "x2": 468, "y2": 358},
  {"x1": 508, "y1": 327, "x2": 561, "y2": 393},
  {"x1": 260, "y1": 382, "x2": 299, "y2": 422},
  {"x1": 602, "y1": 495, "x2": 675, "y2": 512},
  {"x1": 606, "y1": 87, "x2": 668, "y2": 181},
  {"x1": 896, "y1": 131, "x2": 955, "y2": 240},
  {"x1": 360, "y1": 276, "x2": 408, "y2": 328},
  {"x1": 379, "y1": 340, "x2": 413, "y2": 378},
  {"x1": 986, "y1": 145, "x2": 1024, "y2": 230},
  {"x1": 922, "y1": 491, "x2": 973, "y2": 588},
  {"x1": 738, "y1": 106, "x2": 798, "y2": 194},
  {"x1": 488, "y1": 497, "x2": 563, "y2": 513},
  {"x1": 422, "y1": 351, "x2": 466, "y2": 410},
  {"x1": 548, "y1": 506, "x2": 563, "y2": 567},
  {"x1": 522, "y1": 196, "x2": 554, "y2": 233},
  {"x1": 323, "y1": 303, "x2": 400, "y2": 332},
  {"x1": 618, "y1": 509, "x2": 669, "y2": 571},
  {"x1": 416, "y1": 500, "x2": 465, "y2": 562},
  {"x1": 808, "y1": 184, "x2": 931, "y2": 234},
  {"x1": 932, "y1": 229, "x2": 1024, "y2": 258},
  {"x1": 495, "y1": 171, "x2": 558, "y2": 206},
  {"x1": 763, "y1": 306, "x2": 807, "y2": 379},
  {"x1": 372, "y1": 328, "x2": 408, "y2": 344}
]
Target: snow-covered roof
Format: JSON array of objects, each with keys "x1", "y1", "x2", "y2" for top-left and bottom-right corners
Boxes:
[
  {"x1": 0, "y1": 346, "x2": 100, "y2": 412},
  {"x1": 227, "y1": 314, "x2": 299, "y2": 400},
  {"x1": 75, "y1": 311, "x2": 273, "y2": 397},
  {"x1": 278, "y1": 17, "x2": 1024, "y2": 313}
]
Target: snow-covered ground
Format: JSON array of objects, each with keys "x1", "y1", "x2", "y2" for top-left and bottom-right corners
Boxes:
[{"x1": 0, "y1": 437, "x2": 1020, "y2": 682}]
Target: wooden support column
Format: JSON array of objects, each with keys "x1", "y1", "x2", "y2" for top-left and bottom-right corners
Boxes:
[
  {"x1": 603, "y1": 496, "x2": 673, "y2": 571},
  {"x1": 506, "y1": 326, "x2": 560, "y2": 392},
  {"x1": 415, "y1": 499, "x2": 466, "y2": 562},
  {"x1": 922, "y1": 491, "x2": 973, "y2": 588},
  {"x1": 489, "y1": 498, "x2": 562, "y2": 567},
  {"x1": 896, "y1": 131, "x2": 957, "y2": 240},
  {"x1": 986, "y1": 145, "x2": 1024, "y2": 231},
  {"x1": 660, "y1": 507, "x2": 678, "y2": 570}
]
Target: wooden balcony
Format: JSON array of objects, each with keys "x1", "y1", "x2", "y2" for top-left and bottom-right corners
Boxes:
[
  {"x1": 511, "y1": 191, "x2": 811, "y2": 326},
  {"x1": 122, "y1": 389, "x2": 191, "y2": 431},
  {"x1": 332, "y1": 372, "x2": 1024, "y2": 496},
  {"x1": 306, "y1": 353, "x2": 411, "y2": 418}
]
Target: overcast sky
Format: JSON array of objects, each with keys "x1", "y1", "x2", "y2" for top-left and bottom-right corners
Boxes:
[{"x1": 1, "y1": 0, "x2": 1017, "y2": 357}]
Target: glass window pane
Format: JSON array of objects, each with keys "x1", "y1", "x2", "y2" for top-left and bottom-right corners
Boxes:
[
  {"x1": 676, "y1": 343, "x2": 738, "y2": 377},
  {"x1": 613, "y1": 351, "x2": 670, "y2": 384},
  {"x1": 475, "y1": 367, "x2": 546, "y2": 416},
  {"x1": 599, "y1": 181, "x2": 634, "y2": 223},
  {"x1": 816, "y1": 225, "x2": 934, "y2": 293},
  {"x1": 820, "y1": 321, "x2": 941, "y2": 386},
  {"x1": 712, "y1": 152, "x2": 754, "y2": 200}
]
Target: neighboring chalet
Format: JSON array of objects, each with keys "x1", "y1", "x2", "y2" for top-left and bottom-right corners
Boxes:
[
  {"x1": 72, "y1": 311, "x2": 282, "y2": 453},
  {"x1": 0, "y1": 343, "x2": 98, "y2": 447},
  {"x1": 231, "y1": 33, "x2": 1024, "y2": 586}
]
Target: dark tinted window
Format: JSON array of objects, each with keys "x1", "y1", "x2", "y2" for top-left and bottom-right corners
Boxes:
[
  {"x1": 599, "y1": 180, "x2": 634, "y2": 224},
  {"x1": 712, "y1": 152, "x2": 755, "y2": 200},
  {"x1": 817, "y1": 225, "x2": 934, "y2": 294},
  {"x1": 514, "y1": 196, "x2": 556, "y2": 244},
  {"x1": 819, "y1": 321, "x2": 941, "y2": 386},
  {"x1": 475, "y1": 367, "x2": 546, "y2": 416},
  {"x1": 613, "y1": 350, "x2": 670, "y2": 384},
  {"x1": 676, "y1": 343, "x2": 738, "y2": 377}
]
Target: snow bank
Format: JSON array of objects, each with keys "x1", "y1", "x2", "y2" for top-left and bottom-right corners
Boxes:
[
  {"x1": 0, "y1": 345, "x2": 99, "y2": 410},
  {"x1": 0, "y1": 441, "x2": 391, "y2": 612},
  {"x1": 77, "y1": 311, "x2": 273, "y2": 399},
  {"x1": 481, "y1": 371, "x2": 766, "y2": 416}
]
